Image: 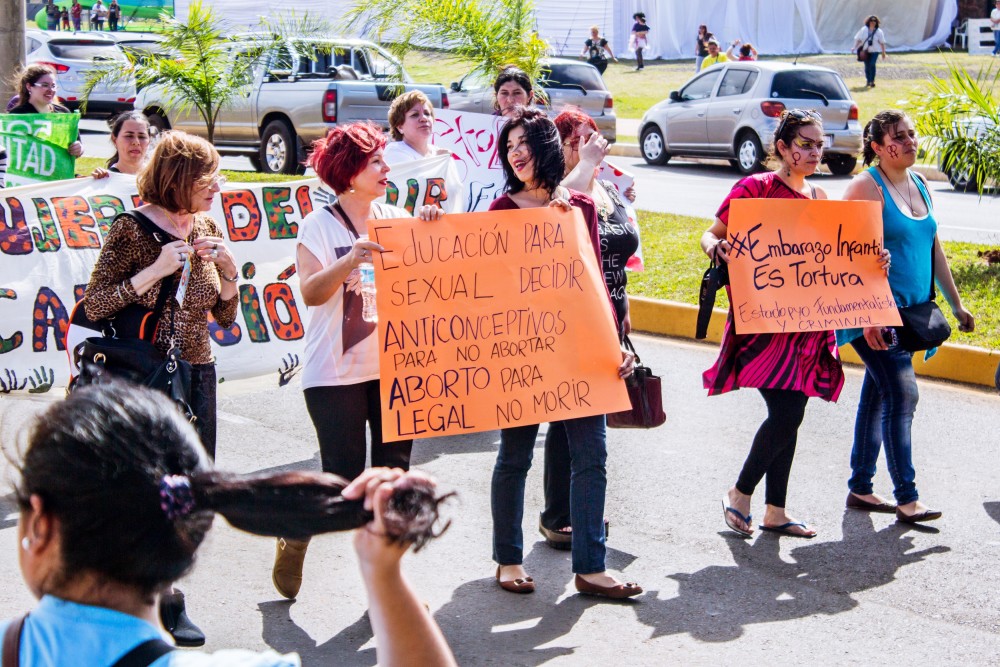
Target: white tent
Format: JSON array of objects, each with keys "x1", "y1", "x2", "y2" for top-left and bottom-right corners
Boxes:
[{"x1": 176, "y1": 0, "x2": 958, "y2": 60}]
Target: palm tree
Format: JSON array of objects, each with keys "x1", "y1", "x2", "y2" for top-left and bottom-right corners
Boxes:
[
  {"x1": 81, "y1": 0, "x2": 328, "y2": 144},
  {"x1": 909, "y1": 58, "x2": 999, "y2": 196},
  {"x1": 344, "y1": 0, "x2": 548, "y2": 92}
]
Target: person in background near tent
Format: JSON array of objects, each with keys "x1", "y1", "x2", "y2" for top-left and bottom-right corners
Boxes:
[
  {"x1": 71, "y1": 0, "x2": 82, "y2": 30},
  {"x1": 727, "y1": 39, "x2": 758, "y2": 61},
  {"x1": 631, "y1": 12, "x2": 650, "y2": 71},
  {"x1": 700, "y1": 38, "x2": 728, "y2": 69},
  {"x1": 695, "y1": 24, "x2": 714, "y2": 71},
  {"x1": 991, "y1": 0, "x2": 1000, "y2": 57},
  {"x1": 61, "y1": 7, "x2": 70, "y2": 30},
  {"x1": 838, "y1": 109, "x2": 973, "y2": 524},
  {"x1": 582, "y1": 25, "x2": 617, "y2": 75},
  {"x1": 45, "y1": 0, "x2": 59, "y2": 29},
  {"x1": 853, "y1": 15, "x2": 887, "y2": 88},
  {"x1": 92, "y1": 0, "x2": 106, "y2": 30},
  {"x1": 109, "y1": 0, "x2": 121, "y2": 31}
]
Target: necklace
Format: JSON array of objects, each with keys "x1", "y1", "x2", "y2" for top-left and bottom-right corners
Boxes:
[
  {"x1": 162, "y1": 208, "x2": 193, "y2": 240},
  {"x1": 592, "y1": 184, "x2": 612, "y2": 220},
  {"x1": 878, "y1": 166, "x2": 914, "y2": 212}
]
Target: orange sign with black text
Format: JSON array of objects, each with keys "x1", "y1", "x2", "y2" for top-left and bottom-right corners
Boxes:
[
  {"x1": 367, "y1": 207, "x2": 631, "y2": 442},
  {"x1": 726, "y1": 199, "x2": 902, "y2": 335}
]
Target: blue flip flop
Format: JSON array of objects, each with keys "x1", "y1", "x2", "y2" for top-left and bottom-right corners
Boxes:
[
  {"x1": 759, "y1": 521, "x2": 817, "y2": 538},
  {"x1": 722, "y1": 497, "x2": 753, "y2": 537}
]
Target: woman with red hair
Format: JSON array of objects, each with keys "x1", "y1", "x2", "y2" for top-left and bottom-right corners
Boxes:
[{"x1": 270, "y1": 122, "x2": 431, "y2": 598}]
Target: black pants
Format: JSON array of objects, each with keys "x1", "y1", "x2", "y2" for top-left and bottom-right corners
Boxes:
[
  {"x1": 589, "y1": 59, "x2": 608, "y2": 74},
  {"x1": 189, "y1": 362, "x2": 217, "y2": 460},
  {"x1": 304, "y1": 381, "x2": 412, "y2": 480},
  {"x1": 636, "y1": 48, "x2": 644, "y2": 69},
  {"x1": 109, "y1": 16, "x2": 118, "y2": 30},
  {"x1": 735, "y1": 388, "x2": 809, "y2": 508}
]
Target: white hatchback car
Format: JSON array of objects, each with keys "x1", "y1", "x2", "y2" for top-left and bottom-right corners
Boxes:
[{"x1": 25, "y1": 30, "x2": 136, "y2": 117}]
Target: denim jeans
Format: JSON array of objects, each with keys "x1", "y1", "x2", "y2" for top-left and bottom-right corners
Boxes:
[
  {"x1": 864, "y1": 51, "x2": 879, "y2": 85},
  {"x1": 492, "y1": 415, "x2": 608, "y2": 574},
  {"x1": 848, "y1": 338, "x2": 920, "y2": 505},
  {"x1": 994, "y1": 31, "x2": 1000, "y2": 56}
]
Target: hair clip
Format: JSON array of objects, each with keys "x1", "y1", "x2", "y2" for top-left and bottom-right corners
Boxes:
[{"x1": 159, "y1": 474, "x2": 196, "y2": 521}]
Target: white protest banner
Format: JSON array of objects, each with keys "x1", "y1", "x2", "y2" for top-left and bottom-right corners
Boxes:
[
  {"x1": 0, "y1": 173, "x2": 323, "y2": 394},
  {"x1": 433, "y1": 109, "x2": 507, "y2": 212}
]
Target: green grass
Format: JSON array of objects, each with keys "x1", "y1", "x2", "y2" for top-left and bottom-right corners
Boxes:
[
  {"x1": 75, "y1": 158, "x2": 295, "y2": 183},
  {"x1": 405, "y1": 49, "x2": 1000, "y2": 125},
  {"x1": 627, "y1": 210, "x2": 999, "y2": 350}
]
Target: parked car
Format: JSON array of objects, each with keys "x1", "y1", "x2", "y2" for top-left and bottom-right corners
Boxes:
[
  {"x1": 638, "y1": 61, "x2": 861, "y2": 175},
  {"x1": 25, "y1": 29, "x2": 136, "y2": 117},
  {"x1": 936, "y1": 116, "x2": 999, "y2": 193},
  {"x1": 134, "y1": 37, "x2": 447, "y2": 174},
  {"x1": 447, "y1": 58, "x2": 616, "y2": 143}
]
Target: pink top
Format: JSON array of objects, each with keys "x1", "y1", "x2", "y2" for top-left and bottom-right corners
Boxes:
[{"x1": 703, "y1": 172, "x2": 844, "y2": 402}]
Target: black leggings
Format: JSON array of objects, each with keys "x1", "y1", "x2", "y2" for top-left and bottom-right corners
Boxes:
[
  {"x1": 189, "y1": 363, "x2": 217, "y2": 460},
  {"x1": 304, "y1": 381, "x2": 412, "y2": 480},
  {"x1": 735, "y1": 388, "x2": 809, "y2": 508}
]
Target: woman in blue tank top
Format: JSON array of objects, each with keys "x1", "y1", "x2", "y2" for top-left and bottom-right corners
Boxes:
[{"x1": 839, "y1": 110, "x2": 975, "y2": 524}]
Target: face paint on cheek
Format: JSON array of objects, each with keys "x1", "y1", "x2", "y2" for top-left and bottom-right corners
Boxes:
[
  {"x1": 886, "y1": 144, "x2": 900, "y2": 159},
  {"x1": 791, "y1": 151, "x2": 801, "y2": 166}
]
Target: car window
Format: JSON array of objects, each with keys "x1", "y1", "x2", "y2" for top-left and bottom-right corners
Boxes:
[
  {"x1": 368, "y1": 47, "x2": 402, "y2": 80},
  {"x1": 27, "y1": 38, "x2": 41, "y2": 53},
  {"x1": 718, "y1": 69, "x2": 754, "y2": 97},
  {"x1": 680, "y1": 71, "x2": 721, "y2": 101},
  {"x1": 351, "y1": 49, "x2": 371, "y2": 76},
  {"x1": 771, "y1": 71, "x2": 848, "y2": 101},
  {"x1": 741, "y1": 71, "x2": 759, "y2": 94},
  {"x1": 541, "y1": 64, "x2": 607, "y2": 91},
  {"x1": 46, "y1": 40, "x2": 125, "y2": 62}
]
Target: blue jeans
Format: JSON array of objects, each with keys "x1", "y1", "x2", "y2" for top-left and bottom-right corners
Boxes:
[
  {"x1": 993, "y1": 31, "x2": 1000, "y2": 56},
  {"x1": 848, "y1": 338, "x2": 920, "y2": 505},
  {"x1": 492, "y1": 415, "x2": 608, "y2": 574},
  {"x1": 864, "y1": 51, "x2": 879, "y2": 85}
]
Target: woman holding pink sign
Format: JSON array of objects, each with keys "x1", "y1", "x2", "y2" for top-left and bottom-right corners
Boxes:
[{"x1": 701, "y1": 109, "x2": 843, "y2": 540}]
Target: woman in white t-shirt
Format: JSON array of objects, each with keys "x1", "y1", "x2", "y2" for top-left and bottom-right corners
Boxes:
[
  {"x1": 853, "y1": 15, "x2": 887, "y2": 88},
  {"x1": 383, "y1": 90, "x2": 451, "y2": 164},
  {"x1": 271, "y1": 121, "x2": 444, "y2": 599}
]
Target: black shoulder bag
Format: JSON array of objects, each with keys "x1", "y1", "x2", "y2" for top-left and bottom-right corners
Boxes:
[
  {"x1": 696, "y1": 245, "x2": 729, "y2": 340},
  {"x1": 894, "y1": 246, "x2": 951, "y2": 352},
  {"x1": 70, "y1": 211, "x2": 194, "y2": 421}
]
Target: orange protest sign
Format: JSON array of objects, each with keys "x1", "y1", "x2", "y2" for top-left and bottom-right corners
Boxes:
[
  {"x1": 367, "y1": 206, "x2": 631, "y2": 442},
  {"x1": 726, "y1": 199, "x2": 902, "y2": 335}
]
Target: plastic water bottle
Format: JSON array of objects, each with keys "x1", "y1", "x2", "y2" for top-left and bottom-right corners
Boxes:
[{"x1": 359, "y1": 261, "x2": 377, "y2": 322}]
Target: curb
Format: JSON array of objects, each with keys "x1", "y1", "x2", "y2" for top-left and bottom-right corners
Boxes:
[
  {"x1": 629, "y1": 296, "x2": 999, "y2": 389},
  {"x1": 608, "y1": 143, "x2": 948, "y2": 181}
]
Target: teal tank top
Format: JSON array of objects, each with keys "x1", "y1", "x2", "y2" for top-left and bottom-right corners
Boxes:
[{"x1": 837, "y1": 166, "x2": 937, "y2": 346}]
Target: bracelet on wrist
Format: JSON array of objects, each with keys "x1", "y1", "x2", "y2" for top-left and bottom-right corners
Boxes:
[{"x1": 221, "y1": 271, "x2": 239, "y2": 283}]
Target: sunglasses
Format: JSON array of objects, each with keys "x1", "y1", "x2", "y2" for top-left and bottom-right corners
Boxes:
[{"x1": 776, "y1": 109, "x2": 821, "y2": 138}]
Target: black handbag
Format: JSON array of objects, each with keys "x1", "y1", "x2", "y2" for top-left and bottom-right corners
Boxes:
[
  {"x1": 607, "y1": 335, "x2": 666, "y2": 429},
  {"x1": 696, "y1": 246, "x2": 729, "y2": 340},
  {"x1": 894, "y1": 247, "x2": 951, "y2": 352},
  {"x1": 70, "y1": 212, "x2": 195, "y2": 421}
]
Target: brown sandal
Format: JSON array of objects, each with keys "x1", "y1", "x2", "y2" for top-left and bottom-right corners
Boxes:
[{"x1": 496, "y1": 565, "x2": 535, "y2": 594}]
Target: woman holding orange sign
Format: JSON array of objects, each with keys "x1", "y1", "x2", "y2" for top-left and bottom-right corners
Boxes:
[
  {"x1": 487, "y1": 107, "x2": 642, "y2": 600},
  {"x1": 701, "y1": 109, "x2": 844, "y2": 540}
]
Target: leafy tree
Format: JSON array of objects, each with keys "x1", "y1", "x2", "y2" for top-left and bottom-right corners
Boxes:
[
  {"x1": 909, "y1": 58, "x2": 999, "y2": 196},
  {"x1": 345, "y1": 0, "x2": 548, "y2": 94},
  {"x1": 81, "y1": 0, "x2": 327, "y2": 143}
]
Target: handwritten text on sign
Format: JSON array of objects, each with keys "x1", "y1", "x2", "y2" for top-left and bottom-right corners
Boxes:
[
  {"x1": 727, "y1": 199, "x2": 901, "y2": 335},
  {"x1": 368, "y1": 207, "x2": 630, "y2": 441}
]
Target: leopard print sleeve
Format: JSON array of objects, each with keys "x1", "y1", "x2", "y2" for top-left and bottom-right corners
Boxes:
[
  {"x1": 83, "y1": 216, "x2": 147, "y2": 321},
  {"x1": 207, "y1": 215, "x2": 238, "y2": 329}
]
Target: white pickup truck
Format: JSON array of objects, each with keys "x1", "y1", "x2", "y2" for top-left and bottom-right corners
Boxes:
[{"x1": 135, "y1": 37, "x2": 448, "y2": 174}]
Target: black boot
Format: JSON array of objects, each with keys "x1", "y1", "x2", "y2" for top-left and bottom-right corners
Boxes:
[{"x1": 159, "y1": 589, "x2": 206, "y2": 647}]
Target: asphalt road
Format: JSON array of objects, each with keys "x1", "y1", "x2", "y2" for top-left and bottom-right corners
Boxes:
[
  {"x1": 2, "y1": 335, "x2": 999, "y2": 665},
  {"x1": 78, "y1": 120, "x2": 1000, "y2": 245}
]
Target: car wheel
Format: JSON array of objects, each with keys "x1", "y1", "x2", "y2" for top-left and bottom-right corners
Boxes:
[
  {"x1": 640, "y1": 125, "x2": 671, "y2": 166},
  {"x1": 946, "y1": 163, "x2": 981, "y2": 193},
  {"x1": 145, "y1": 111, "x2": 169, "y2": 134},
  {"x1": 260, "y1": 120, "x2": 304, "y2": 175},
  {"x1": 735, "y1": 132, "x2": 765, "y2": 174},
  {"x1": 826, "y1": 155, "x2": 858, "y2": 176}
]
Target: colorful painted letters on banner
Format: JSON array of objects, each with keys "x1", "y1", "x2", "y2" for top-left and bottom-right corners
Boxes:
[
  {"x1": 726, "y1": 199, "x2": 902, "y2": 335},
  {"x1": 367, "y1": 207, "x2": 631, "y2": 441},
  {"x1": 0, "y1": 113, "x2": 79, "y2": 187}
]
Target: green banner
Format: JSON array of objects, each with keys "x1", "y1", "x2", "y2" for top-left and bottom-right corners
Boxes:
[{"x1": 0, "y1": 113, "x2": 79, "y2": 187}]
